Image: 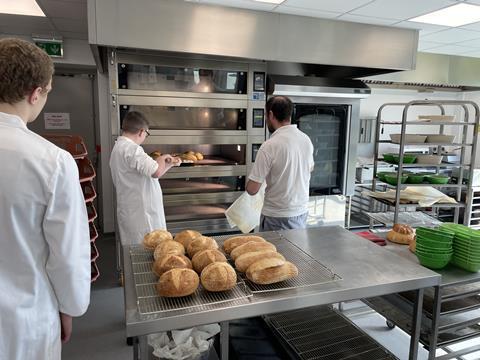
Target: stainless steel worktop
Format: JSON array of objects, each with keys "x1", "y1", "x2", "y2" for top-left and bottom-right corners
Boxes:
[{"x1": 123, "y1": 226, "x2": 440, "y2": 337}]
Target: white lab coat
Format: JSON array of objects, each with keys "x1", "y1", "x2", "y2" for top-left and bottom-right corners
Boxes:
[
  {"x1": 110, "y1": 136, "x2": 166, "y2": 245},
  {"x1": 0, "y1": 112, "x2": 91, "y2": 360}
]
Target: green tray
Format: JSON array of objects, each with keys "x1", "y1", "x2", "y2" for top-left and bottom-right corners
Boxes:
[
  {"x1": 384, "y1": 173, "x2": 408, "y2": 185},
  {"x1": 407, "y1": 174, "x2": 425, "y2": 184},
  {"x1": 425, "y1": 175, "x2": 450, "y2": 184}
]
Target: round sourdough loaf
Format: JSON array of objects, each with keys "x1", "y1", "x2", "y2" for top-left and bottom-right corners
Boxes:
[
  {"x1": 152, "y1": 254, "x2": 192, "y2": 277},
  {"x1": 143, "y1": 229, "x2": 173, "y2": 250},
  {"x1": 192, "y1": 249, "x2": 227, "y2": 273},
  {"x1": 156, "y1": 268, "x2": 199, "y2": 297},
  {"x1": 187, "y1": 236, "x2": 218, "y2": 258},
  {"x1": 153, "y1": 241, "x2": 185, "y2": 260},
  {"x1": 174, "y1": 230, "x2": 202, "y2": 248},
  {"x1": 200, "y1": 262, "x2": 237, "y2": 292}
]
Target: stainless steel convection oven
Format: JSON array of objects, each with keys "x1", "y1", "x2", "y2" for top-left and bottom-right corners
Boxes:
[{"x1": 109, "y1": 51, "x2": 266, "y2": 234}]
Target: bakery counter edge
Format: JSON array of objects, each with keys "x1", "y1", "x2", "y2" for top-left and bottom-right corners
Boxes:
[{"x1": 123, "y1": 226, "x2": 441, "y2": 337}]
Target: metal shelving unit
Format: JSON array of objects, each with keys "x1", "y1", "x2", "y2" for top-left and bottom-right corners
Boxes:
[{"x1": 369, "y1": 100, "x2": 480, "y2": 226}]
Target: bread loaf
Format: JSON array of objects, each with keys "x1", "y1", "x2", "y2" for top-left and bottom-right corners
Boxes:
[
  {"x1": 235, "y1": 250, "x2": 285, "y2": 273},
  {"x1": 192, "y1": 249, "x2": 227, "y2": 273},
  {"x1": 152, "y1": 254, "x2": 192, "y2": 277},
  {"x1": 200, "y1": 262, "x2": 237, "y2": 292},
  {"x1": 246, "y1": 258, "x2": 298, "y2": 285},
  {"x1": 153, "y1": 241, "x2": 185, "y2": 260},
  {"x1": 409, "y1": 238, "x2": 416, "y2": 253},
  {"x1": 230, "y1": 241, "x2": 276, "y2": 260},
  {"x1": 187, "y1": 236, "x2": 219, "y2": 258},
  {"x1": 143, "y1": 229, "x2": 173, "y2": 250},
  {"x1": 156, "y1": 268, "x2": 199, "y2": 297},
  {"x1": 194, "y1": 152, "x2": 204, "y2": 161},
  {"x1": 174, "y1": 230, "x2": 202, "y2": 248},
  {"x1": 150, "y1": 151, "x2": 161, "y2": 160},
  {"x1": 387, "y1": 224, "x2": 415, "y2": 245},
  {"x1": 182, "y1": 153, "x2": 197, "y2": 161},
  {"x1": 223, "y1": 235, "x2": 266, "y2": 254}
]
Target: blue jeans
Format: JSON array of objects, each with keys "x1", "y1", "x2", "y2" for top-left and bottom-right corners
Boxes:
[{"x1": 259, "y1": 212, "x2": 308, "y2": 232}]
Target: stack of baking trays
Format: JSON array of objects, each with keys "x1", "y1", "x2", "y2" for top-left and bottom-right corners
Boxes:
[
  {"x1": 129, "y1": 231, "x2": 340, "y2": 317},
  {"x1": 43, "y1": 134, "x2": 100, "y2": 282}
]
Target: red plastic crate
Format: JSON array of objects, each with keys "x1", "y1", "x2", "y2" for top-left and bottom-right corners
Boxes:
[
  {"x1": 86, "y1": 203, "x2": 97, "y2": 223},
  {"x1": 81, "y1": 181, "x2": 97, "y2": 203},
  {"x1": 90, "y1": 243, "x2": 99, "y2": 262},
  {"x1": 77, "y1": 157, "x2": 96, "y2": 183},
  {"x1": 42, "y1": 134, "x2": 88, "y2": 159},
  {"x1": 89, "y1": 222, "x2": 98, "y2": 242},
  {"x1": 91, "y1": 262, "x2": 99, "y2": 283}
]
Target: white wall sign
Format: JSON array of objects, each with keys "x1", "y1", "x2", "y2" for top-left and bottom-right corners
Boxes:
[{"x1": 44, "y1": 113, "x2": 70, "y2": 130}]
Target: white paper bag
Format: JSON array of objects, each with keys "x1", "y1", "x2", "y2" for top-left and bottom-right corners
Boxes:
[{"x1": 225, "y1": 184, "x2": 266, "y2": 233}]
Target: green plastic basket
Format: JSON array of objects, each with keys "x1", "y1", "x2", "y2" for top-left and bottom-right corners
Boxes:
[
  {"x1": 416, "y1": 254, "x2": 451, "y2": 269},
  {"x1": 416, "y1": 236, "x2": 452, "y2": 249},
  {"x1": 416, "y1": 227, "x2": 454, "y2": 243},
  {"x1": 416, "y1": 244, "x2": 453, "y2": 254},
  {"x1": 451, "y1": 257, "x2": 480, "y2": 272},
  {"x1": 415, "y1": 249, "x2": 453, "y2": 261}
]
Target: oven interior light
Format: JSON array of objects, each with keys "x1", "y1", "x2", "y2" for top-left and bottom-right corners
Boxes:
[{"x1": 237, "y1": 145, "x2": 241, "y2": 152}]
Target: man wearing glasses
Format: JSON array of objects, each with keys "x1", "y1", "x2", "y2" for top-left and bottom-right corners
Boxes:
[{"x1": 110, "y1": 111, "x2": 179, "y2": 245}]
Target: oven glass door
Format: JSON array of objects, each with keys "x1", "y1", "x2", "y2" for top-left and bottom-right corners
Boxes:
[
  {"x1": 293, "y1": 104, "x2": 349, "y2": 195},
  {"x1": 118, "y1": 64, "x2": 247, "y2": 94}
]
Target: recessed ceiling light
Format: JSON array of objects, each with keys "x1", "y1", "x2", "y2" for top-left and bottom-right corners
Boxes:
[
  {"x1": 0, "y1": 0, "x2": 45, "y2": 17},
  {"x1": 409, "y1": 3, "x2": 480, "y2": 27},
  {"x1": 253, "y1": 0, "x2": 286, "y2": 4}
]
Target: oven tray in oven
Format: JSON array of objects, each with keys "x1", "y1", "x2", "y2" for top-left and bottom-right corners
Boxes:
[
  {"x1": 129, "y1": 246, "x2": 252, "y2": 316},
  {"x1": 214, "y1": 231, "x2": 342, "y2": 293}
]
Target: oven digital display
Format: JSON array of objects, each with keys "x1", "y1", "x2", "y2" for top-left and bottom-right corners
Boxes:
[
  {"x1": 252, "y1": 144, "x2": 261, "y2": 162},
  {"x1": 253, "y1": 72, "x2": 265, "y2": 92},
  {"x1": 252, "y1": 109, "x2": 264, "y2": 128}
]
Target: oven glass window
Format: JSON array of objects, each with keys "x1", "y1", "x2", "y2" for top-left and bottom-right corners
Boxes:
[
  {"x1": 293, "y1": 104, "x2": 349, "y2": 195},
  {"x1": 118, "y1": 64, "x2": 247, "y2": 94}
]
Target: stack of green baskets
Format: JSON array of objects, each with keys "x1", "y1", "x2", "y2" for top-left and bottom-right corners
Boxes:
[
  {"x1": 440, "y1": 224, "x2": 480, "y2": 272},
  {"x1": 415, "y1": 227, "x2": 454, "y2": 269}
]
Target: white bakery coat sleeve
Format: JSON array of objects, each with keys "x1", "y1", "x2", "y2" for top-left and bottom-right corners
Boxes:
[
  {"x1": 248, "y1": 144, "x2": 273, "y2": 184},
  {"x1": 125, "y1": 145, "x2": 159, "y2": 177},
  {"x1": 43, "y1": 151, "x2": 91, "y2": 316}
]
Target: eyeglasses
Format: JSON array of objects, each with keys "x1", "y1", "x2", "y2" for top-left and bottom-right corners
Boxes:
[{"x1": 144, "y1": 129, "x2": 151, "y2": 137}]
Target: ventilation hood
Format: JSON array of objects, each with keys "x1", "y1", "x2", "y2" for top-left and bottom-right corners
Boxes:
[
  {"x1": 268, "y1": 75, "x2": 371, "y2": 99},
  {"x1": 89, "y1": 0, "x2": 419, "y2": 77}
]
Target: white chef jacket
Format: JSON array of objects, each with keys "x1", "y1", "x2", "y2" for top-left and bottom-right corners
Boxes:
[
  {"x1": 109, "y1": 136, "x2": 166, "y2": 245},
  {"x1": 249, "y1": 124, "x2": 314, "y2": 218},
  {"x1": 0, "y1": 112, "x2": 91, "y2": 360}
]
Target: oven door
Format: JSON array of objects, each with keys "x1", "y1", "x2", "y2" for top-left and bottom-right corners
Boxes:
[{"x1": 292, "y1": 103, "x2": 351, "y2": 196}]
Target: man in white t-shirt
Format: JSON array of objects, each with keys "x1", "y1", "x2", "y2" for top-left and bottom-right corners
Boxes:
[{"x1": 246, "y1": 95, "x2": 314, "y2": 231}]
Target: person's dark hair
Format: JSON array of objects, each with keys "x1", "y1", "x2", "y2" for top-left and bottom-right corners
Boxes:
[
  {"x1": 265, "y1": 96, "x2": 293, "y2": 122},
  {"x1": 0, "y1": 38, "x2": 54, "y2": 104},
  {"x1": 121, "y1": 111, "x2": 149, "y2": 133}
]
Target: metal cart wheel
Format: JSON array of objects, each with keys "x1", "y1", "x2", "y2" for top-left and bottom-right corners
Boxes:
[{"x1": 386, "y1": 320, "x2": 396, "y2": 329}]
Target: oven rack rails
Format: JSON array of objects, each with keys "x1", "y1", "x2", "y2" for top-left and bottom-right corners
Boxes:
[
  {"x1": 42, "y1": 134, "x2": 99, "y2": 283},
  {"x1": 368, "y1": 100, "x2": 480, "y2": 227}
]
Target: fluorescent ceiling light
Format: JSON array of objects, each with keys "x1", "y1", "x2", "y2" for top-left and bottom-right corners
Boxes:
[
  {"x1": 0, "y1": 0, "x2": 45, "y2": 17},
  {"x1": 253, "y1": 0, "x2": 285, "y2": 4},
  {"x1": 409, "y1": 3, "x2": 480, "y2": 27}
]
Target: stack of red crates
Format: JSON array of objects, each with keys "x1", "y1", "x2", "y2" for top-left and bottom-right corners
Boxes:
[{"x1": 42, "y1": 134, "x2": 100, "y2": 283}]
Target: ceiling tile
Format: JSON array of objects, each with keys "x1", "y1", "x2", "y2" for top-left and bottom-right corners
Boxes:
[
  {"x1": 274, "y1": 6, "x2": 341, "y2": 18},
  {"x1": 36, "y1": 0, "x2": 87, "y2": 20},
  {"x1": 351, "y1": 0, "x2": 456, "y2": 21},
  {"x1": 51, "y1": 17, "x2": 87, "y2": 33},
  {"x1": 418, "y1": 40, "x2": 445, "y2": 50},
  {"x1": 464, "y1": 0, "x2": 480, "y2": 5},
  {"x1": 459, "y1": 49, "x2": 480, "y2": 58},
  {"x1": 422, "y1": 44, "x2": 473, "y2": 55},
  {"x1": 454, "y1": 37, "x2": 480, "y2": 47},
  {"x1": 196, "y1": 0, "x2": 277, "y2": 11},
  {"x1": 280, "y1": 0, "x2": 373, "y2": 13},
  {"x1": 393, "y1": 21, "x2": 450, "y2": 36},
  {"x1": 421, "y1": 28, "x2": 480, "y2": 43},
  {"x1": 336, "y1": 14, "x2": 398, "y2": 26},
  {"x1": 459, "y1": 21, "x2": 480, "y2": 32}
]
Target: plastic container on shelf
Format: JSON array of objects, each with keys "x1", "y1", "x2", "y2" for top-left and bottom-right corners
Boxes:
[
  {"x1": 81, "y1": 181, "x2": 97, "y2": 203},
  {"x1": 416, "y1": 155, "x2": 443, "y2": 165},
  {"x1": 86, "y1": 202, "x2": 97, "y2": 222},
  {"x1": 42, "y1": 134, "x2": 88, "y2": 159},
  {"x1": 77, "y1": 157, "x2": 96, "y2": 183},
  {"x1": 89, "y1": 222, "x2": 98, "y2": 242},
  {"x1": 425, "y1": 175, "x2": 450, "y2": 184}
]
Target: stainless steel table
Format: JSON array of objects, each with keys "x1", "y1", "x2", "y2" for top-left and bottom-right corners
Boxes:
[{"x1": 123, "y1": 226, "x2": 441, "y2": 360}]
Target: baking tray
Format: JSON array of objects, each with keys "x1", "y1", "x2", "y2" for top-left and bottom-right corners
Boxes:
[
  {"x1": 215, "y1": 231, "x2": 341, "y2": 293},
  {"x1": 129, "y1": 246, "x2": 252, "y2": 316}
]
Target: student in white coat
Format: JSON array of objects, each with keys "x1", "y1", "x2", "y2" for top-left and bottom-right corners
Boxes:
[
  {"x1": 0, "y1": 38, "x2": 91, "y2": 359},
  {"x1": 110, "y1": 111, "x2": 179, "y2": 245}
]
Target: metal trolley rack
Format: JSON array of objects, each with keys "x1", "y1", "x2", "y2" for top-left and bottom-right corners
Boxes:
[
  {"x1": 368, "y1": 100, "x2": 480, "y2": 227},
  {"x1": 123, "y1": 227, "x2": 440, "y2": 360}
]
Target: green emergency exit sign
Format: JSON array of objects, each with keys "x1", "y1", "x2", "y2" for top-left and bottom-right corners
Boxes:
[{"x1": 35, "y1": 40, "x2": 63, "y2": 58}]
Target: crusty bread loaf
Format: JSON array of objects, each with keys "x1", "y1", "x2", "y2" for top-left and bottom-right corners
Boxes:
[
  {"x1": 153, "y1": 241, "x2": 185, "y2": 260},
  {"x1": 174, "y1": 230, "x2": 202, "y2": 248},
  {"x1": 182, "y1": 153, "x2": 197, "y2": 161},
  {"x1": 200, "y1": 262, "x2": 237, "y2": 292},
  {"x1": 192, "y1": 249, "x2": 227, "y2": 273},
  {"x1": 223, "y1": 235, "x2": 266, "y2": 254},
  {"x1": 392, "y1": 223, "x2": 414, "y2": 235},
  {"x1": 230, "y1": 241, "x2": 276, "y2": 260},
  {"x1": 235, "y1": 250, "x2": 285, "y2": 273},
  {"x1": 194, "y1": 152, "x2": 204, "y2": 161},
  {"x1": 152, "y1": 254, "x2": 192, "y2": 277},
  {"x1": 156, "y1": 268, "x2": 199, "y2": 297},
  {"x1": 409, "y1": 238, "x2": 416, "y2": 253},
  {"x1": 387, "y1": 229, "x2": 415, "y2": 245},
  {"x1": 246, "y1": 258, "x2": 298, "y2": 285},
  {"x1": 150, "y1": 151, "x2": 161, "y2": 160},
  {"x1": 187, "y1": 236, "x2": 219, "y2": 258},
  {"x1": 143, "y1": 229, "x2": 173, "y2": 250}
]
